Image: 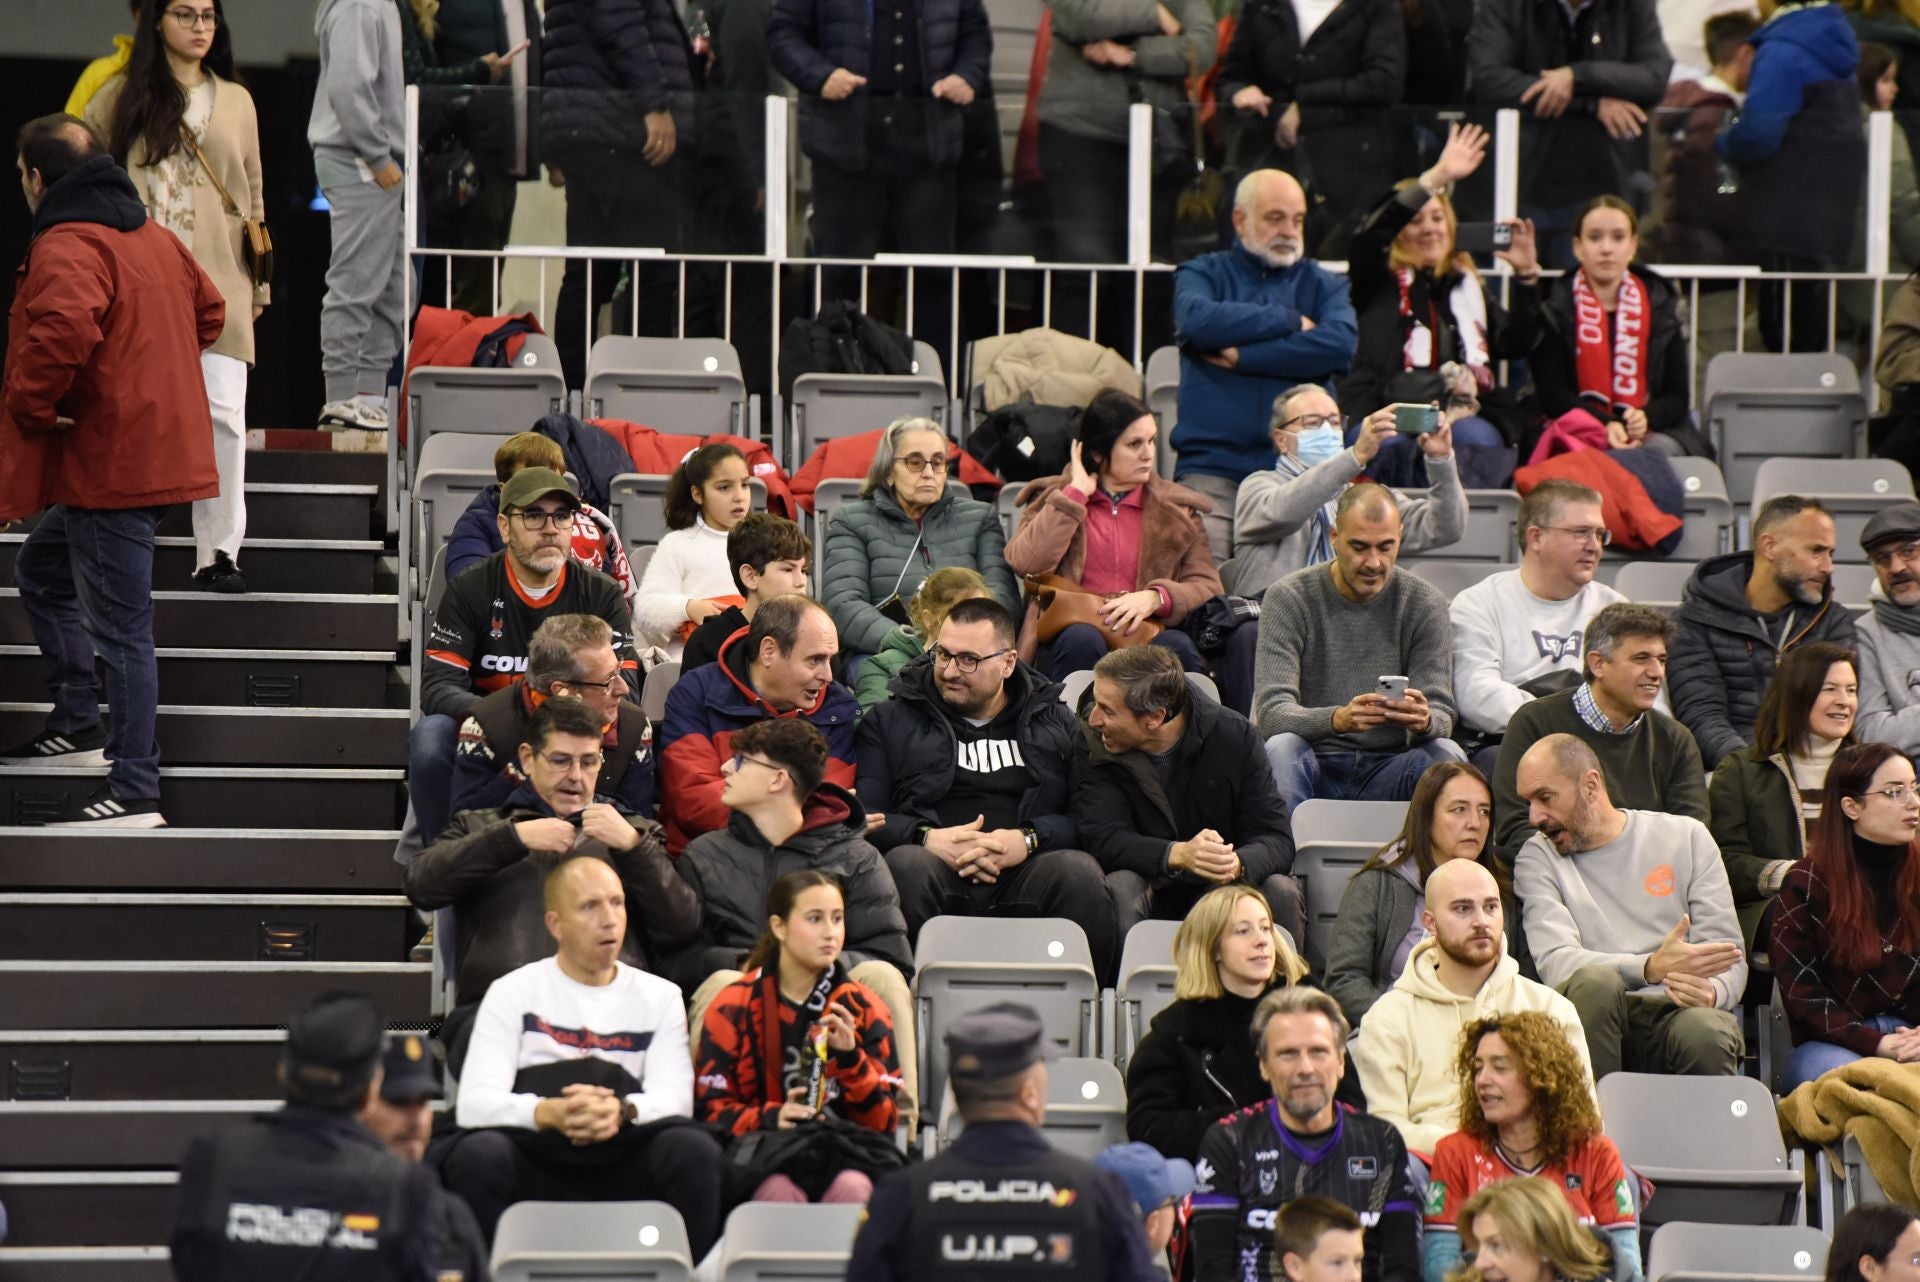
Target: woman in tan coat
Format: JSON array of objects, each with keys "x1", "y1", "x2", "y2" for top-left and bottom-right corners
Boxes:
[
  {"x1": 1005, "y1": 389, "x2": 1259, "y2": 712},
  {"x1": 89, "y1": 0, "x2": 266, "y2": 593}
]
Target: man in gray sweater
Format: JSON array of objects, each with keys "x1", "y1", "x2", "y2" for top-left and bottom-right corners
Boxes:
[
  {"x1": 1513, "y1": 733, "x2": 1746, "y2": 1079},
  {"x1": 309, "y1": 0, "x2": 405, "y2": 431},
  {"x1": 1856, "y1": 502, "x2": 1920, "y2": 755},
  {"x1": 1255, "y1": 484, "x2": 1463, "y2": 812}
]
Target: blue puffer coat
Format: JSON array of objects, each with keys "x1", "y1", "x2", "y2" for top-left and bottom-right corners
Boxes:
[
  {"x1": 543, "y1": 0, "x2": 699, "y2": 157},
  {"x1": 766, "y1": 0, "x2": 992, "y2": 171}
]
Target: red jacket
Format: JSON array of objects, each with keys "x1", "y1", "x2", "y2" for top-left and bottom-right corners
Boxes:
[
  {"x1": 656, "y1": 626, "x2": 859, "y2": 855},
  {"x1": 591, "y1": 419, "x2": 800, "y2": 519},
  {"x1": 397, "y1": 306, "x2": 543, "y2": 443},
  {"x1": 788, "y1": 428, "x2": 999, "y2": 513},
  {"x1": 695, "y1": 963, "x2": 901, "y2": 1135},
  {"x1": 1, "y1": 158, "x2": 222, "y2": 521},
  {"x1": 1513, "y1": 449, "x2": 1683, "y2": 554}
]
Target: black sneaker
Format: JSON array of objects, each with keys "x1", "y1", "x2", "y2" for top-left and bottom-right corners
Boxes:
[
  {"x1": 43, "y1": 785, "x2": 166, "y2": 829},
  {"x1": 192, "y1": 552, "x2": 248, "y2": 594},
  {"x1": 0, "y1": 724, "x2": 110, "y2": 768}
]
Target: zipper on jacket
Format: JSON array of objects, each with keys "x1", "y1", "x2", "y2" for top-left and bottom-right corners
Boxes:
[{"x1": 1200, "y1": 1051, "x2": 1237, "y2": 1105}]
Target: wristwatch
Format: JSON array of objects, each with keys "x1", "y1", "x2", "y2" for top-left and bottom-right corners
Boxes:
[{"x1": 621, "y1": 1100, "x2": 638, "y2": 1126}]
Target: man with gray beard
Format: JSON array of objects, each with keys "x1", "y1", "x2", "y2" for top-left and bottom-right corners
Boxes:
[
  {"x1": 1854, "y1": 503, "x2": 1920, "y2": 754},
  {"x1": 1171, "y1": 169, "x2": 1359, "y2": 562}
]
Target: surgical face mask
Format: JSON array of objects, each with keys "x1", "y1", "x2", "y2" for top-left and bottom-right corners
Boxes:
[{"x1": 1294, "y1": 426, "x2": 1343, "y2": 467}]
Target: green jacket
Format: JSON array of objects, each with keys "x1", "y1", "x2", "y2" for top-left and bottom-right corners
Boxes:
[
  {"x1": 856, "y1": 626, "x2": 928, "y2": 710},
  {"x1": 1706, "y1": 745, "x2": 1806, "y2": 950},
  {"x1": 821, "y1": 487, "x2": 1019, "y2": 657}
]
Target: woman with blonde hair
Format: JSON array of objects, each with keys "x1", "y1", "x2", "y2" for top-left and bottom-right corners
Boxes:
[
  {"x1": 1446, "y1": 1177, "x2": 1614, "y2": 1282},
  {"x1": 1423, "y1": 1011, "x2": 1637, "y2": 1282},
  {"x1": 854, "y1": 566, "x2": 990, "y2": 709},
  {"x1": 1123, "y1": 884, "x2": 1309, "y2": 1163}
]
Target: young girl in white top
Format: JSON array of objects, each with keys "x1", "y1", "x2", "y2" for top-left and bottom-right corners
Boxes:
[{"x1": 634, "y1": 444, "x2": 752, "y2": 657}]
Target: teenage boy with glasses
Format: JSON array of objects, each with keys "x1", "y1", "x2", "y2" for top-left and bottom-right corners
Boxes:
[{"x1": 853, "y1": 597, "x2": 1119, "y2": 979}]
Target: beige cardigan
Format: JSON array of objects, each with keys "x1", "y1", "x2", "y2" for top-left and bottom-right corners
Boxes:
[{"x1": 85, "y1": 72, "x2": 268, "y2": 365}]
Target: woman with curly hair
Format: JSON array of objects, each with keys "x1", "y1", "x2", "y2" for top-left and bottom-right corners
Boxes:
[
  {"x1": 1445, "y1": 1177, "x2": 1614, "y2": 1282},
  {"x1": 1422, "y1": 1011, "x2": 1638, "y2": 1282}
]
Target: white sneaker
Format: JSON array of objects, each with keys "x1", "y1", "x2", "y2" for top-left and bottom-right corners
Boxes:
[{"x1": 318, "y1": 397, "x2": 390, "y2": 430}]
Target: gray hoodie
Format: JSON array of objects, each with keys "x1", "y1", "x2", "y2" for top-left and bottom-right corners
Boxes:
[
  {"x1": 308, "y1": 0, "x2": 404, "y2": 181},
  {"x1": 1855, "y1": 585, "x2": 1920, "y2": 754}
]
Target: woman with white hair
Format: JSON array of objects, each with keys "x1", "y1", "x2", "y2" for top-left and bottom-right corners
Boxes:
[{"x1": 820, "y1": 417, "x2": 1020, "y2": 663}]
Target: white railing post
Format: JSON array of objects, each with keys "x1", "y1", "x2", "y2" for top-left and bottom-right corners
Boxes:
[
  {"x1": 764, "y1": 95, "x2": 790, "y2": 259},
  {"x1": 1127, "y1": 102, "x2": 1153, "y2": 268},
  {"x1": 1868, "y1": 110, "x2": 1894, "y2": 279},
  {"x1": 1493, "y1": 108, "x2": 1521, "y2": 231}
]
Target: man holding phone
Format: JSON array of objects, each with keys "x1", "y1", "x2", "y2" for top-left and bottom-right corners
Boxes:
[{"x1": 1254, "y1": 483, "x2": 1465, "y2": 812}]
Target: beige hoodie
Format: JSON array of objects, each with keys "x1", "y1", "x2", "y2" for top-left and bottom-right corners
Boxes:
[{"x1": 1349, "y1": 936, "x2": 1594, "y2": 1157}]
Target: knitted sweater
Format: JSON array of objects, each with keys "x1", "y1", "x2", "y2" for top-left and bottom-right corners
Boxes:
[
  {"x1": 632, "y1": 518, "x2": 742, "y2": 652},
  {"x1": 1449, "y1": 570, "x2": 1639, "y2": 736}
]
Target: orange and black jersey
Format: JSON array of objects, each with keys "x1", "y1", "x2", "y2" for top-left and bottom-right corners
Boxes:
[{"x1": 422, "y1": 551, "x2": 636, "y2": 721}]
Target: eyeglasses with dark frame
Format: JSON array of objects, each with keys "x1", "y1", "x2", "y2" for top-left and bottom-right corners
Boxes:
[
  {"x1": 729, "y1": 753, "x2": 786, "y2": 775},
  {"x1": 508, "y1": 507, "x2": 574, "y2": 531},
  {"x1": 566, "y1": 668, "x2": 626, "y2": 696},
  {"x1": 896, "y1": 454, "x2": 951, "y2": 475},
  {"x1": 931, "y1": 644, "x2": 1013, "y2": 675},
  {"x1": 1280, "y1": 413, "x2": 1344, "y2": 432},
  {"x1": 166, "y1": 6, "x2": 219, "y2": 28}
]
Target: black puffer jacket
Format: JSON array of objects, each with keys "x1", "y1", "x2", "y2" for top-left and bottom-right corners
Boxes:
[
  {"x1": 1124, "y1": 990, "x2": 1273, "y2": 1163},
  {"x1": 1215, "y1": 0, "x2": 1407, "y2": 216},
  {"x1": 1670, "y1": 551, "x2": 1859, "y2": 769},
  {"x1": 403, "y1": 783, "x2": 697, "y2": 1005},
  {"x1": 543, "y1": 0, "x2": 698, "y2": 158},
  {"x1": 766, "y1": 0, "x2": 992, "y2": 171},
  {"x1": 667, "y1": 782, "x2": 913, "y2": 992},
  {"x1": 853, "y1": 656, "x2": 1080, "y2": 854}
]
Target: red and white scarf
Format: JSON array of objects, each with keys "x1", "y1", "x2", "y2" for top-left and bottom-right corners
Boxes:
[
  {"x1": 1572, "y1": 268, "x2": 1649, "y2": 411},
  {"x1": 1396, "y1": 267, "x2": 1490, "y2": 374}
]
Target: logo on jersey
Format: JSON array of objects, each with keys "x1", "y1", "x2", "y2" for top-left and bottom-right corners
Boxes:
[
  {"x1": 1424, "y1": 1181, "x2": 1447, "y2": 1217},
  {"x1": 1194, "y1": 1158, "x2": 1215, "y2": 1189},
  {"x1": 479, "y1": 654, "x2": 530, "y2": 674},
  {"x1": 489, "y1": 615, "x2": 504, "y2": 640},
  {"x1": 1615, "y1": 1179, "x2": 1634, "y2": 1217},
  {"x1": 1565, "y1": 1173, "x2": 1583, "y2": 1191},
  {"x1": 940, "y1": 1233, "x2": 1075, "y2": 1265},
  {"x1": 955, "y1": 739, "x2": 1026, "y2": 773},
  {"x1": 225, "y1": 1203, "x2": 379, "y2": 1251},
  {"x1": 1643, "y1": 864, "x2": 1675, "y2": 897},
  {"x1": 1347, "y1": 1156, "x2": 1378, "y2": 1180},
  {"x1": 1533, "y1": 630, "x2": 1583, "y2": 663},
  {"x1": 1258, "y1": 1168, "x2": 1278, "y2": 1197},
  {"x1": 929, "y1": 1179, "x2": 1076, "y2": 1207}
]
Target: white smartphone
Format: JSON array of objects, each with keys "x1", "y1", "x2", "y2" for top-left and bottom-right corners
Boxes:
[{"x1": 1377, "y1": 675, "x2": 1410, "y2": 702}]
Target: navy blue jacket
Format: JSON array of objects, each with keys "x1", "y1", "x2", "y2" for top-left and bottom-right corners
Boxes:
[
  {"x1": 766, "y1": 0, "x2": 992, "y2": 171},
  {"x1": 1171, "y1": 246, "x2": 1358, "y2": 483},
  {"x1": 543, "y1": 0, "x2": 699, "y2": 157}
]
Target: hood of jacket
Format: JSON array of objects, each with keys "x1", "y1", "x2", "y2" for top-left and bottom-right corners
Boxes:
[
  {"x1": 1680, "y1": 548, "x2": 1840, "y2": 639},
  {"x1": 719, "y1": 779, "x2": 869, "y2": 856},
  {"x1": 31, "y1": 155, "x2": 146, "y2": 237},
  {"x1": 1754, "y1": 2, "x2": 1860, "y2": 80},
  {"x1": 1388, "y1": 936, "x2": 1523, "y2": 1008}
]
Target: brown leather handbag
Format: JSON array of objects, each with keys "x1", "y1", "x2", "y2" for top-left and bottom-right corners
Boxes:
[
  {"x1": 1025, "y1": 573, "x2": 1162, "y2": 651},
  {"x1": 184, "y1": 132, "x2": 274, "y2": 289}
]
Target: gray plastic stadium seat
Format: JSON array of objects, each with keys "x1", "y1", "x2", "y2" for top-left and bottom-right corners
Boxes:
[
  {"x1": 1703, "y1": 352, "x2": 1867, "y2": 505},
  {"x1": 1666, "y1": 456, "x2": 1736, "y2": 560},
  {"x1": 1146, "y1": 344, "x2": 1180, "y2": 479},
  {"x1": 605, "y1": 473, "x2": 767, "y2": 551},
  {"x1": 1400, "y1": 490, "x2": 1520, "y2": 565},
  {"x1": 413, "y1": 468, "x2": 494, "y2": 561},
  {"x1": 913, "y1": 916, "x2": 1099, "y2": 1122},
  {"x1": 1613, "y1": 559, "x2": 1693, "y2": 608},
  {"x1": 491, "y1": 1200, "x2": 692, "y2": 1281},
  {"x1": 1403, "y1": 560, "x2": 1517, "y2": 600},
  {"x1": 1837, "y1": 1132, "x2": 1888, "y2": 1213},
  {"x1": 1290, "y1": 800, "x2": 1407, "y2": 973},
  {"x1": 406, "y1": 335, "x2": 567, "y2": 480},
  {"x1": 1831, "y1": 563, "x2": 1876, "y2": 609},
  {"x1": 1115, "y1": 919, "x2": 1180, "y2": 1070},
  {"x1": 997, "y1": 483, "x2": 1023, "y2": 539},
  {"x1": 715, "y1": 1202, "x2": 863, "y2": 1281},
  {"x1": 1596, "y1": 1072, "x2": 1803, "y2": 1229},
  {"x1": 938, "y1": 1056, "x2": 1127, "y2": 1158},
  {"x1": 584, "y1": 336, "x2": 752, "y2": 438},
  {"x1": 791, "y1": 342, "x2": 948, "y2": 463},
  {"x1": 1751, "y1": 457, "x2": 1916, "y2": 563},
  {"x1": 641, "y1": 662, "x2": 680, "y2": 722},
  {"x1": 1645, "y1": 1222, "x2": 1828, "y2": 1282}
]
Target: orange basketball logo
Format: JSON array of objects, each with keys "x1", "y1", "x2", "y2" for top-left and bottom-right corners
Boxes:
[{"x1": 1644, "y1": 865, "x2": 1675, "y2": 897}]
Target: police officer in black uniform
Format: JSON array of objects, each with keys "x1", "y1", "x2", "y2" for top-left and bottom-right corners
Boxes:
[
  {"x1": 169, "y1": 993, "x2": 448, "y2": 1281},
  {"x1": 847, "y1": 1001, "x2": 1162, "y2": 1281},
  {"x1": 361, "y1": 1032, "x2": 491, "y2": 1282}
]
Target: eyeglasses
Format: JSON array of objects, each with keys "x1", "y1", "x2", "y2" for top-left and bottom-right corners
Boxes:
[
  {"x1": 509, "y1": 508, "x2": 573, "y2": 531},
  {"x1": 729, "y1": 753, "x2": 785, "y2": 775},
  {"x1": 1541, "y1": 525, "x2": 1613, "y2": 547},
  {"x1": 567, "y1": 669, "x2": 626, "y2": 696},
  {"x1": 931, "y1": 644, "x2": 1013, "y2": 674},
  {"x1": 1281, "y1": 413, "x2": 1344, "y2": 432},
  {"x1": 165, "y1": 7, "x2": 219, "y2": 27},
  {"x1": 538, "y1": 750, "x2": 603, "y2": 772},
  {"x1": 1858, "y1": 783, "x2": 1920, "y2": 804},
  {"x1": 1869, "y1": 539, "x2": 1920, "y2": 567},
  {"x1": 897, "y1": 454, "x2": 951, "y2": 475}
]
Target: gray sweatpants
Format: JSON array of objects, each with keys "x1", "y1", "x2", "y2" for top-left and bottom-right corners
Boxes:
[{"x1": 319, "y1": 178, "x2": 405, "y2": 404}]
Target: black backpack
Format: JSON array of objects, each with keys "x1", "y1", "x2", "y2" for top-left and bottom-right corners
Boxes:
[
  {"x1": 778, "y1": 300, "x2": 915, "y2": 397},
  {"x1": 965, "y1": 402, "x2": 1081, "y2": 483}
]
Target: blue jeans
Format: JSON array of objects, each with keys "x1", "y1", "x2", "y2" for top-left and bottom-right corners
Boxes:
[
  {"x1": 1785, "y1": 1014, "x2": 1906, "y2": 1091},
  {"x1": 15, "y1": 504, "x2": 166, "y2": 799},
  {"x1": 1370, "y1": 417, "x2": 1506, "y2": 483},
  {"x1": 408, "y1": 714, "x2": 461, "y2": 847},
  {"x1": 1264, "y1": 733, "x2": 1465, "y2": 814}
]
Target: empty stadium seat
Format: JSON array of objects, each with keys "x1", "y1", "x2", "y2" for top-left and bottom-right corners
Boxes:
[
  {"x1": 1290, "y1": 800, "x2": 1406, "y2": 973},
  {"x1": 604, "y1": 473, "x2": 768, "y2": 550},
  {"x1": 912, "y1": 916, "x2": 1099, "y2": 1121},
  {"x1": 715, "y1": 1202, "x2": 863, "y2": 1281},
  {"x1": 1644, "y1": 1222, "x2": 1828, "y2": 1282},
  {"x1": 1831, "y1": 562, "x2": 1876, "y2": 609},
  {"x1": 641, "y1": 662, "x2": 680, "y2": 722},
  {"x1": 1114, "y1": 919, "x2": 1180, "y2": 1070},
  {"x1": 405, "y1": 333, "x2": 567, "y2": 482},
  {"x1": 492, "y1": 1200, "x2": 692, "y2": 1281},
  {"x1": 1613, "y1": 559, "x2": 1692, "y2": 608},
  {"x1": 1403, "y1": 560, "x2": 1517, "y2": 600},
  {"x1": 790, "y1": 342, "x2": 949, "y2": 464},
  {"x1": 413, "y1": 432, "x2": 500, "y2": 556},
  {"x1": 997, "y1": 483, "x2": 1023, "y2": 539},
  {"x1": 1399, "y1": 490, "x2": 1520, "y2": 565},
  {"x1": 1596, "y1": 1072, "x2": 1803, "y2": 1229},
  {"x1": 1665, "y1": 456, "x2": 1736, "y2": 561},
  {"x1": 1145, "y1": 345, "x2": 1180, "y2": 479},
  {"x1": 584, "y1": 336, "x2": 753, "y2": 438},
  {"x1": 1751, "y1": 457, "x2": 1917, "y2": 563},
  {"x1": 1703, "y1": 352, "x2": 1868, "y2": 506},
  {"x1": 937, "y1": 1055, "x2": 1127, "y2": 1159}
]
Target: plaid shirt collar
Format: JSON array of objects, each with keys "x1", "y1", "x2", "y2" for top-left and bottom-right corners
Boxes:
[{"x1": 1573, "y1": 681, "x2": 1643, "y2": 735}]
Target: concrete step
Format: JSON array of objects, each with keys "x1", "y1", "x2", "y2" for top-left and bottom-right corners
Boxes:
[
  {"x1": 2, "y1": 1032, "x2": 285, "y2": 1103},
  {"x1": 0, "y1": 1100, "x2": 272, "y2": 1167},
  {"x1": 0, "y1": 646, "x2": 400, "y2": 709},
  {"x1": 0, "y1": 894, "x2": 411, "y2": 963},
  {"x1": 11, "y1": 484, "x2": 379, "y2": 542},
  {"x1": 0, "y1": 961, "x2": 432, "y2": 1030},
  {"x1": 0, "y1": 591, "x2": 401, "y2": 651},
  {"x1": 0, "y1": 536, "x2": 384, "y2": 594},
  {"x1": 0, "y1": 705, "x2": 408, "y2": 767},
  {"x1": 0, "y1": 766, "x2": 405, "y2": 829},
  {"x1": 0, "y1": 1175, "x2": 173, "y2": 1247},
  {"x1": 0, "y1": 829, "x2": 404, "y2": 892},
  {"x1": 0, "y1": 1246, "x2": 171, "y2": 1280}
]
